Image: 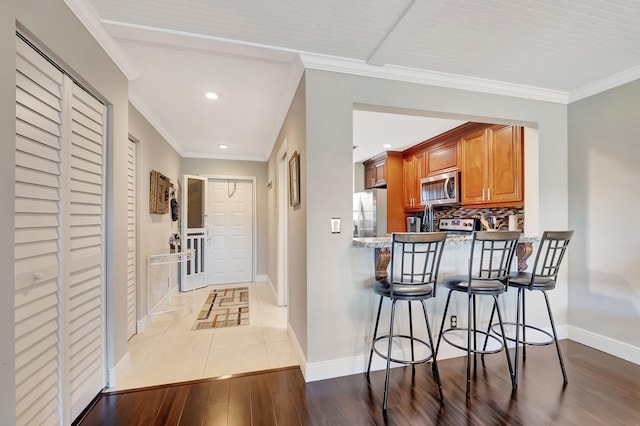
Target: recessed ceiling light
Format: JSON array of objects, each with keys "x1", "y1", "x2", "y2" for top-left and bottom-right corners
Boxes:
[
  {"x1": 383, "y1": 143, "x2": 392, "y2": 149},
  {"x1": 205, "y1": 91, "x2": 220, "y2": 100},
  {"x1": 218, "y1": 144, "x2": 228, "y2": 149}
]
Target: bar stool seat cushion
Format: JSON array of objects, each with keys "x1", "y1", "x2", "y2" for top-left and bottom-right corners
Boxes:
[
  {"x1": 373, "y1": 279, "x2": 434, "y2": 299},
  {"x1": 443, "y1": 275, "x2": 505, "y2": 293},
  {"x1": 508, "y1": 272, "x2": 556, "y2": 290}
]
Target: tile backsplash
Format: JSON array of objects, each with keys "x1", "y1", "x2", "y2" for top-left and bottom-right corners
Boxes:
[{"x1": 416, "y1": 206, "x2": 524, "y2": 231}]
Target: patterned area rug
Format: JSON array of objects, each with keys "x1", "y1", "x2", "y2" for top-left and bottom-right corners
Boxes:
[{"x1": 192, "y1": 287, "x2": 249, "y2": 330}]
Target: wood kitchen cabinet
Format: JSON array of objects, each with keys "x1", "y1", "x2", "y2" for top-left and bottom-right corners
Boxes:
[
  {"x1": 403, "y1": 151, "x2": 425, "y2": 210},
  {"x1": 460, "y1": 125, "x2": 523, "y2": 206},
  {"x1": 426, "y1": 140, "x2": 458, "y2": 176},
  {"x1": 364, "y1": 152, "x2": 399, "y2": 189},
  {"x1": 361, "y1": 151, "x2": 405, "y2": 232}
]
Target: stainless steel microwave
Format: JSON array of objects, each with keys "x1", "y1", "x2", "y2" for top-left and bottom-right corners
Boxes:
[{"x1": 420, "y1": 171, "x2": 460, "y2": 205}]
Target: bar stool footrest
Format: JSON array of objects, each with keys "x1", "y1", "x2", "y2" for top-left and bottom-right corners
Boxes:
[
  {"x1": 441, "y1": 327, "x2": 505, "y2": 355},
  {"x1": 373, "y1": 334, "x2": 434, "y2": 365},
  {"x1": 490, "y1": 322, "x2": 555, "y2": 346}
]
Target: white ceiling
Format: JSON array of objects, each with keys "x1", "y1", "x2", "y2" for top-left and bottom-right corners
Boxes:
[{"x1": 77, "y1": 0, "x2": 640, "y2": 161}]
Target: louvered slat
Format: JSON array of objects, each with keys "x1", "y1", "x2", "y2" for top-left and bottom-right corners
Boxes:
[
  {"x1": 15, "y1": 213, "x2": 59, "y2": 228},
  {"x1": 16, "y1": 120, "x2": 61, "y2": 150}
]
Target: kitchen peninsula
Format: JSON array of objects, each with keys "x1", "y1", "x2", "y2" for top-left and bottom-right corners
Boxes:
[{"x1": 353, "y1": 234, "x2": 537, "y2": 280}]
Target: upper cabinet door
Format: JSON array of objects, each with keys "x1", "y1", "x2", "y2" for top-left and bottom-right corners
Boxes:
[
  {"x1": 427, "y1": 140, "x2": 458, "y2": 177},
  {"x1": 488, "y1": 125, "x2": 523, "y2": 204},
  {"x1": 461, "y1": 125, "x2": 523, "y2": 206},
  {"x1": 461, "y1": 129, "x2": 489, "y2": 205},
  {"x1": 403, "y1": 152, "x2": 425, "y2": 209}
]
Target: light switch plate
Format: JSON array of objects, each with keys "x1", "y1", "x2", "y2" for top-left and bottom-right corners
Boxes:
[{"x1": 330, "y1": 218, "x2": 341, "y2": 234}]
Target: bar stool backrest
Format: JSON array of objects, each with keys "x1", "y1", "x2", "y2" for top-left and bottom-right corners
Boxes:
[
  {"x1": 467, "y1": 231, "x2": 521, "y2": 289},
  {"x1": 528, "y1": 230, "x2": 574, "y2": 287},
  {"x1": 389, "y1": 232, "x2": 448, "y2": 297}
]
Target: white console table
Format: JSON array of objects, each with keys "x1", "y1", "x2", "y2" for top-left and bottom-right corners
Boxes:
[{"x1": 147, "y1": 249, "x2": 195, "y2": 322}]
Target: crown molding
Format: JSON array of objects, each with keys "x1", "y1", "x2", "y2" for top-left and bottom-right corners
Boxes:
[
  {"x1": 568, "y1": 64, "x2": 640, "y2": 103},
  {"x1": 181, "y1": 152, "x2": 267, "y2": 162},
  {"x1": 299, "y1": 53, "x2": 570, "y2": 104},
  {"x1": 129, "y1": 90, "x2": 184, "y2": 156},
  {"x1": 63, "y1": 0, "x2": 139, "y2": 80}
]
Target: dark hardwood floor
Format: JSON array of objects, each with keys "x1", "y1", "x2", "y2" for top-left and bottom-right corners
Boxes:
[{"x1": 76, "y1": 341, "x2": 640, "y2": 425}]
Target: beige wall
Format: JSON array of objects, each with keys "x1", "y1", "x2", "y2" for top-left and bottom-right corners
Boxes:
[
  {"x1": 568, "y1": 79, "x2": 640, "y2": 352},
  {"x1": 267, "y1": 75, "x2": 308, "y2": 357},
  {"x1": 1, "y1": 0, "x2": 130, "y2": 421},
  {"x1": 181, "y1": 158, "x2": 269, "y2": 277},
  {"x1": 0, "y1": 2, "x2": 16, "y2": 420},
  {"x1": 280, "y1": 69, "x2": 569, "y2": 379},
  {"x1": 129, "y1": 104, "x2": 182, "y2": 318}
]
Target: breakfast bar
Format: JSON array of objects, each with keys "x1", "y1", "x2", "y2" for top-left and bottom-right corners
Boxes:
[{"x1": 353, "y1": 235, "x2": 538, "y2": 280}]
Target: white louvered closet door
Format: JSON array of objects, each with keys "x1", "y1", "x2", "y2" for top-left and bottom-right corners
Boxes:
[
  {"x1": 14, "y1": 35, "x2": 107, "y2": 425},
  {"x1": 15, "y1": 34, "x2": 64, "y2": 426},
  {"x1": 64, "y1": 83, "x2": 107, "y2": 420},
  {"x1": 126, "y1": 138, "x2": 137, "y2": 339}
]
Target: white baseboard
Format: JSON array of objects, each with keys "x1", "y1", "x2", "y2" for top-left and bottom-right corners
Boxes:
[
  {"x1": 568, "y1": 326, "x2": 640, "y2": 365},
  {"x1": 108, "y1": 351, "x2": 131, "y2": 389},
  {"x1": 136, "y1": 316, "x2": 147, "y2": 334},
  {"x1": 303, "y1": 342, "x2": 465, "y2": 383},
  {"x1": 255, "y1": 274, "x2": 267, "y2": 283},
  {"x1": 302, "y1": 324, "x2": 571, "y2": 383},
  {"x1": 287, "y1": 321, "x2": 307, "y2": 379},
  {"x1": 266, "y1": 276, "x2": 278, "y2": 303}
]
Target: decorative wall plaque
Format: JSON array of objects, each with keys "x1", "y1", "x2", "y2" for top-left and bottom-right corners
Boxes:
[{"x1": 149, "y1": 170, "x2": 171, "y2": 214}]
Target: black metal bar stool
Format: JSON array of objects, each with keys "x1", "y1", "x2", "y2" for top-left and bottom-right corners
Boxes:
[
  {"x1": 434, "y1": 231, "x2": 520, "y2": 399},
  {"x1": 485, "y1": 230, "x2": 573, "y2": 387},
  {"x1": 366, "y1": 232, "x2": 448, "y2": 412}
]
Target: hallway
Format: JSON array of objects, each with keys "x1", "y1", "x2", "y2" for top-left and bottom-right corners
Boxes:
[{"x1": 111, "y1": 281, "x2": 297, "y2": 391}]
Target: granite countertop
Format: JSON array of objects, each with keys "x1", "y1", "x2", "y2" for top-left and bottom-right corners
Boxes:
[{"x1": 353, "y1": 234, "x2": 539, "y2": 248}]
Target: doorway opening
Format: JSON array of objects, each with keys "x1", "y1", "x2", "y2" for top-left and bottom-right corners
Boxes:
[{"x1": 277, "y1": 141, "x2": 289, "y2": 307}]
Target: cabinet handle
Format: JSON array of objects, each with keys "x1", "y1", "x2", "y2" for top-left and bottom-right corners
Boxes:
[
  {"x1": 34, "y1": 272, "x2": 44, "y2": 280},
  {"x1": 482, "y1": 188, "x2": 485, "y2": 200},
  {"x1": 487, "y1": 188, "x2": 491, "y2": 201}
]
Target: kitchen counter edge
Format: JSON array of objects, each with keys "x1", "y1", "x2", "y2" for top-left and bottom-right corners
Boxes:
[{"x1": 353, "y1": 234, "x2": 539, "y2": 248}]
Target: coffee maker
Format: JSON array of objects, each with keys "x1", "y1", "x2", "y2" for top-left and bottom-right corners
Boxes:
[{"x1": 406, "y1": 216, "x2": 422, "y2": 232}]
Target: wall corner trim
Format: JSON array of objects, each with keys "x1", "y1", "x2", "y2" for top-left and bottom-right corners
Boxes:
[{"x1": 108, "y1": 351, "x2": 131, "y2": 389}]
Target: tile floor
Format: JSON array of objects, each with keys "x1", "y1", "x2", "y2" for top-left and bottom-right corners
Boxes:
[{"x1": 110, "y1": 281, "x2": 298, "y2": 391}]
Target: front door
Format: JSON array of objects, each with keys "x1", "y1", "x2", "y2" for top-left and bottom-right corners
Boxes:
[{"x1": 205, "y1": 179, "x2": 253, "y2": 284}]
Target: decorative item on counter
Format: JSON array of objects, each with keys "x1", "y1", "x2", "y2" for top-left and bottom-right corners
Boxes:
[
  {"x1": 480, "y1": 215, "x2": 492, "y2": 230},
  {"x1": 508, "y1": 214, "x2": 518, "y2": 231}
]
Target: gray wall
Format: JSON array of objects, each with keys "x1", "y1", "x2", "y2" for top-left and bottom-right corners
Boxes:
[
  {"x1": 181, "y1": 158, "x2": 269, "y2": 277},
  {"x1": 568, "y1": 80, "x2": 640, "y2": 349},
  {"x1": 268, "y1": 75, "x2": 308, "y2": 356},
  {"x1": 1, "y1": 0, "x2": 130, "y2": 421},
  {"x1": 289, "y1": 69, "x2": 569, "y2": 376},
  {"x1": 129, "y1": 104, "x2": 182, "y2": 318}
]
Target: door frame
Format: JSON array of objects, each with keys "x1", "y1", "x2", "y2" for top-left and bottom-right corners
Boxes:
[
  {"x1": 203, "y1": 175, "x2": 257, "y2": 283},
  {"x1": 276, "y1": 141, "x2": 289, "y2": 307}
]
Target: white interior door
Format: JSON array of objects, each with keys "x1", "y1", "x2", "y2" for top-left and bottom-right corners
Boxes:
[
  {"x1": 205, "y1": 179, "x2": 253, "y2": 284},
  {"x1": 126, "y1": 138, "x2": 136, "y2": 339}
]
